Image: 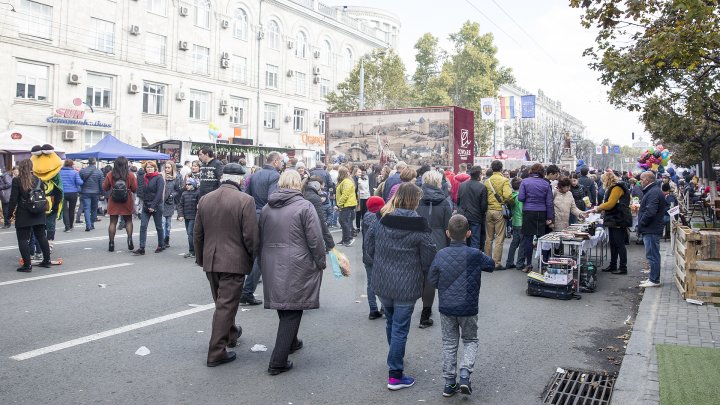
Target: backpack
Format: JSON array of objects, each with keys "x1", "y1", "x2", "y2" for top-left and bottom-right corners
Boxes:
[
  {"x1": 111, "y1": 179, "x2": 128, "y2": 203},
  {"x1": 24, "y1": 180, "x2": 48, "y2": 214}
]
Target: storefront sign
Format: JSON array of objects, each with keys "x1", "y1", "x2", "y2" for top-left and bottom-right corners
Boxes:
[
  {"x1": 46, "y1": 99, "x2": 112, "y2": 128},
  {"x1": 300, "y1": 133, "x2": 325, "y2": 147}
]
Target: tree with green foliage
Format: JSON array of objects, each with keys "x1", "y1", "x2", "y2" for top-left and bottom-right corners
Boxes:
[
  {"x1": 571, "y1": 0, "x2": 720, "y2": 195},
  {"x1": 325, "y1": 49, "x2": 411, "y2": 112},
  {"x1": 412, "y1": 33, "x2": 451, "y2": 107}
]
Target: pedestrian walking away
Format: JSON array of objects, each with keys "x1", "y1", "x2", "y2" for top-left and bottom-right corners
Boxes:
[
  {"x1": 133, "y1": 161, "x2": 165, "y2": 255},
  {"x1": 456, "y1": 166, "x2": 488, "y2": 251},
  {"x1": 259, "y1": 170, "x2": 326, "y2": 375},
  {"x1": 0, "y1": 166, "x2": 16, "y2": 228},
  {"x1": 518, "y1": 164, "x2": 554, "y2": 272},
  {"x1": 637, "y1": 171, "x2": 667, "y2": 287},
  {"x1": 366, "y1": 183, "x2": 437, "y2": 391},
  {"x1": 428, "y1": 214, "x2": 495, "y2": 397},
  {"x1": 102, "y1": 157, "x2": 137, "y2": 252},
  {"x1": 242, "y1": 151, "x2": 283, "y2": 305},
  {"x1": 59, "y1": 160, "x2": 83, "y2": 232},
  {"x1": 79, "y1": 158, "x2": 104, "y2": 231},
  {"x1": 415, "y1": 170, "x2": 452, "y2": 329},
  {"x1": 362, "y1": 195, "x2": 385, "y2": 320},
  {"x1": 194, "y1": 163, "x2": 258, "y2": 367}
]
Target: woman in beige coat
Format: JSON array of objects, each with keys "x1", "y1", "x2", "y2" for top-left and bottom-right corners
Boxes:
[{"x1": 552, "y1": 177, "x2": 584, "y2": 231}]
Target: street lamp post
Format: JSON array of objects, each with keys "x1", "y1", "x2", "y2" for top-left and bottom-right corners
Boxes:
[{"x1": 358, "y1": 51, "x2": 386, "y2": 111}]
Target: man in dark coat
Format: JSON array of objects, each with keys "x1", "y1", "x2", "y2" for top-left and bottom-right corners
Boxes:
[
  {"x1": 456, "y1": 166, "x2": 488, "y2": 251},
  {"x1": 194, "y1": 163, "x2": 258, "y2": 367},
  {"x1": 242, "y1": 151, "x2": 283, "y2": 305},
  {"x1": 197, "y1": 147, "x2": 224, "y2": 199},
  {"x1": 578, "y1": 167, "x2": 597, "y2": 206},
  {"x1": 637, "y1": 171, "x2": 667, "y2": 288},
  {"x1": 79, "y1": 158, "x2": 104, "y2": 231}
]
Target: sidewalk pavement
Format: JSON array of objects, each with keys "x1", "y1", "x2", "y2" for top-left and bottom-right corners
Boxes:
[{"x1": 612, "y1": 243, "x2": 720, "y2": 404}]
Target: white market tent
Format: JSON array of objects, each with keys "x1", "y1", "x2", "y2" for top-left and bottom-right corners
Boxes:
[{"x1": 0, "y1": 129, "x2": 65, "y2": 161}]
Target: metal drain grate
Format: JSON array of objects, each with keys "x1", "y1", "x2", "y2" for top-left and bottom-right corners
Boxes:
[{"x1": 542, "y1": 367, "x2": 616, "y2": 404}]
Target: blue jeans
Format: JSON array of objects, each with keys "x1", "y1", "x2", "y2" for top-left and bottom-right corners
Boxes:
[
  {"x1": 162, "y1": 215, "x2": 172, "y2": 240},
  {"x1": 505, "y1": 226, "x2": 525, "y2": 268},
  {"x1": 467, "y1": 220, "x2": 485, "y2": 251},
  {"x1": 81, "y1": 194, "x2": 98, "y2": 229},
  {"x1": 139, "y1": 209, "x2": 163, "y2": 249},
  {"x1": 378, "y1": 297, "x2": 416, "y2": 379},
  {"x1": 323, "y1": 202, "x2": 334, "y2": 227},
  {"x1": 184, "y1": 219, "x2": 195, "y2": 253},
  {"x1": 643, "y1": 233, "x2": 661, "y2": 283},
  {"x1": 329, "y1": 198, "x2": 338, "y2": 226},
  {"x1": 364, "y1": 264, "x2": 378, "y2": 312}
]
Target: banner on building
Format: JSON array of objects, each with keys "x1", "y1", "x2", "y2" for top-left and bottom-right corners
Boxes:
[
  {"x1": 612, "y1": 145, "x2": 620, "y2": 154},
  {"x1": 499, "y1": 96, "x2": 515, "y2": 119},
  {"x1": 521, "y1": 95, "x2": 536, "y2": 118},
  {"x1": 480, "y1": 98, "x2": 495, "y2": 120}
]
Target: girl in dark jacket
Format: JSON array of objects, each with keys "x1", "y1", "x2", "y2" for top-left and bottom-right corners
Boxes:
[
  {"x1": 367, "y1": 182, "x2": 437, "y2": 390},
  {"x1": 134, "y1": 161, "x2": 165, "y2": 255},
  {"x1": 177, "y1": 178, "x2": 199, "y2": 258},
  {"x1": 415, "y1": 170, "x2": 452, "y2": 329},
  {"x1": 8, "y1": 159, "x2": 53, "y2": 271},
  {"x1": 161, "y1": 162, "x2": 182, "y2": 247}
]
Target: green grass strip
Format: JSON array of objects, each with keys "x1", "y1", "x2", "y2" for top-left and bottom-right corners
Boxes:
[{"x1": 657, "y1": 344, "x2": 720, "y2": 405}]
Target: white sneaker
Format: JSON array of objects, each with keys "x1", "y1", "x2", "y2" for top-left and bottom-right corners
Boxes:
[{"x1": 639, "y1": 280, "x2": 661, "y2": 288}]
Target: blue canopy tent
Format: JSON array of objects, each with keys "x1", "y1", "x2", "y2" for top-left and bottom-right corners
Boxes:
[{"x1": 66, "y1": 135, "x2": 170, "y2": 161}]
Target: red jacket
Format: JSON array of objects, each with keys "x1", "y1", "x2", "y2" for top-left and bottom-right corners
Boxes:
[{"x1": 452, "y1": 173, "x2": 471, "y2": 203}]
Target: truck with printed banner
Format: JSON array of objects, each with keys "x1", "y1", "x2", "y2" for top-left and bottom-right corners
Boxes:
[{"x1": 325, "y1": 106, "x2": 475, "y2": 172}]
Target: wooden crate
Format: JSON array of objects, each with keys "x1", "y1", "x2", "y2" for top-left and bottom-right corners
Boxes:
[{"x1": 673, "y1": 224, "x2": 720, "y2": 303}]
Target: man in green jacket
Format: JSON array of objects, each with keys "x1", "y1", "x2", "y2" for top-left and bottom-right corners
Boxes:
[{"x1": 483, "y1": 160, "x2": 513, "y2": 269}]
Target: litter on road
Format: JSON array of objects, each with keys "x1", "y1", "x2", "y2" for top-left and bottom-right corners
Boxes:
[
  {"x1": 135, "y1": 346, "x2": 150, "y2": 356},
  {"x1": 250, "y1": 344, "x2": 267, "y2": 352}
]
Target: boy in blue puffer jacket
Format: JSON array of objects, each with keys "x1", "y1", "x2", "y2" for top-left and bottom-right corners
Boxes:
[{"x1": 428, "y1": 214, "x2": 495, "y2": 398}]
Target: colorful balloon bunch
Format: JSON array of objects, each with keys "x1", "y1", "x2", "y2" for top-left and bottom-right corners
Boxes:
[
  {"x1": 637, "y1": 144, "x2": 671, "y2": 172},
  {"x1": 208, "y1": 122, "x2": 222, "y2": 140}
]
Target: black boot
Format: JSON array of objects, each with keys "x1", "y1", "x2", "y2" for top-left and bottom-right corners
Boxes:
[
  {"x1": 419, "y1": 307, "x2": 433, "y2": 328},
  {"x1": 164, "y1": 236, "x2": 170, "y2": 247},
  {"x1": 601, "y1": 265, "x2": 616, "y2": 272},
  {"x1": 612, "y1": 267, "x2": 628, "y2": 275}
]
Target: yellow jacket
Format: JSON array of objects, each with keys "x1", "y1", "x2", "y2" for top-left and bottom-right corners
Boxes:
[
  {"x1": 484, "y1": 173, "x2": 512, "y2": 211},
  {"x1": 336, "y1": 178, "x2": 358, "y2": 208}
]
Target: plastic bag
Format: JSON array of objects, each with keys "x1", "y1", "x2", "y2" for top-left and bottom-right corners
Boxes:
[{"x1": 329, "y1": 248, "x2": 351, "y2": 279}]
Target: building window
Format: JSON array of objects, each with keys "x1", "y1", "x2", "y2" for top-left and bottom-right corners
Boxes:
[
  {"x1": 295, "y1": 72, "x2": 306, "y2": 96},
  {"x1": 229, "y1": 96, "x2": 248, "y2": 125},
  {"x1": 192, "y1": 45, "x2": 209, "y2": 75},
  {"x1": 189, "y1": 90, "x2": 210, "y2": 121},
  {"x1": 293, "y1": 108, "x2": 306, "y2": 132},
  {"x1": 194, "y1": 0, "x2": 210, "y2": 29},
  {"x1": 233, "y1": 8, "x2": 248, "y2": 40},
  {"x1": 15, "y1": 61, "x2": 49, "y2": 101},
  {"x1": 18, "y1": 0, "x2": 52, "y2": 39},
  {"x1": 265, "y1": 64, "x2": 278, "y2": 89},
  {"x1": 86, "y1": 73, "x2": 113, "y2": 109},
  {"x1": 323, "y1": 40, "x2": 332, "y2": 66},
  {"x1": 232, "y1": 55, "x2": 247, "y2": 83},
  {"x1": 146, "y1": 0, "x2": 166, "y2": 15},
  {"x1": 320, "y1": 78, "x2": 331, "y2": 98},
  {"x1": 84, "y1": 130, "x2": 108, "y2": 149},
  {"x1": 267, "y1": 20, "x2": 280, "y2": 50},
  {"x1": 90, "y1": 18, "x2": 115, "y2": 53},
  {"x1": 145, "y1": 33, "x2": 166, "y2": 65},
  {"x1": 142, "y1": 81, "x2": 166, "y2": 115},
  {"x1": 319, "y1": 112, "x2": 325, "y2": 135},
  {"x1": 264, "y1": 103, "x2": 279, "y2": 129},
  {"x1": 295, "y1": 31, "x2": 307, "y2": 58},
  {"x1": 345, "y1": 48, "x2": 354, "y2": 71}
]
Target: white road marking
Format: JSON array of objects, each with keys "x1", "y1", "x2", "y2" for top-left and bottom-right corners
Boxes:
[
  {"x1": 0, "y1": 228, "x2": 184, "y2": 251},
  {"x1": 0, "y1": 263, "x2": 133, "y2": 286},
  {"x1": 10, "y1": 303, "x2": 215, "y2": 360}
]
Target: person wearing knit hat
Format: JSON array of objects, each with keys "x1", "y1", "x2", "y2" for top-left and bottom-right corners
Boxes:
[{"x1": 361, "y1": 195, "x2": 385, "y2": 319}]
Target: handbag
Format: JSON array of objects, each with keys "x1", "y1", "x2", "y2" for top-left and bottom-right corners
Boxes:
[{"x1": 488, "y1": 178, "x2": 512, "y2": 219}]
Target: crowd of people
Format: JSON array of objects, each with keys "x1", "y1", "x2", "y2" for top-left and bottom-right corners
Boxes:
[{"x1": 4, "y1": 145, "x2": 714, "y2": 397}]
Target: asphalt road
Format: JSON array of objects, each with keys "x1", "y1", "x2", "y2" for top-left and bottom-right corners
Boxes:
[{"x1": 0, "y1": 219, "x2": 649, "y2": 404}]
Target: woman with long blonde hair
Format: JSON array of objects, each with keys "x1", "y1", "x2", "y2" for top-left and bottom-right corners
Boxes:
[{"x1": 590, "y1": 171, "x2": 632, "y2": 274}]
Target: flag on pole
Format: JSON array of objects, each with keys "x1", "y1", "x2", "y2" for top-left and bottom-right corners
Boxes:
[
  {"x1": 499, "y1": 96, "x2": 515, "y2": 119},
  {"x1": 602, "y1": 145, "x2": 609, "y2": 154},
  {"x1": 596, "y1": 146, "x2": 602, "y2": 155},
  {"x1": 480, "y1": 98, "x2": 495, "y2": 120},
  {"x1": 521, "y1": 95, "x2": 536, "y2": 118}
]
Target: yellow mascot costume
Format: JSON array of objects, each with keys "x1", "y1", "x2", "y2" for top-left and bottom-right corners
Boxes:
[{"x1": 30, "y1": 144, "x2": 63, "y2": 249}]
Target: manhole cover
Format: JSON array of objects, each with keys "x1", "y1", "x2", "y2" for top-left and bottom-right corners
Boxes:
[{"x1": 542, "y1": 367, "x2": 616, "y2": 404}]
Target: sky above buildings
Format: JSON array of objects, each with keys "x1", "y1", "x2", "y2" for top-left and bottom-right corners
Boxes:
[{"x1": 338, "y1": 0, "x2": 649, "y2": 147}]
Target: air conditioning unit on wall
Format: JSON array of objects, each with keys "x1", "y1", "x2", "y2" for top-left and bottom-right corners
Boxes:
[
  {"x1": 62, "y1": 130, "x2": 79, "y2": 141},
  {"x1": 67, "y1": 73, "x2": 81, "y2": 85},
  {"x1": 284, "y1": 116, "x2": 291, "y2": 123},
  {"x1": 287, "y1": 40, "x2": 294, "y2": 49},
  {"x1": 312, "y1": 66, "x2": 321, "y2": 75},
  {"x1": 178, "y1": 41, "x2": 189, "y2": 50},
  {"x1": 128, "y1": 83, "x2": 139, "y2": 94},
  {"x1": 129, "y1": 25, "x2": 141, "y2": 35},
  {"x1": 220, "y1": 59, "x2": 230, "y2": 68},
  {"x1": 176, "y1": 91, "x2": 186, "y2": 101},
  {"x1": 221, "y1": 20, "x2": 230, "y2": 29},
  {"x1": 219, "y1": 106, "x2": 229, "y2": 115},
  {"x1": 179, "y1": 6, "x2": 189, "y2": 16},
  {"x1": 313, "y1": 50, "x2": 321, "y2": 59},
  {"x1": 286, "y1": 70, "x2": 294, "y2": 77}
]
